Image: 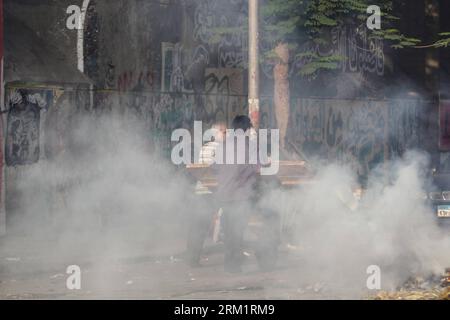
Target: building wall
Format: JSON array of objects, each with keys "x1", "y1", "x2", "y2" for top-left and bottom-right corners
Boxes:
[
  {"x1": 0, "y1": 0, "x2": 439, "y2": 230},
  {"x1": 3, "y1": 83, "x2": 91, "y2": 229},
  {"x1": 0, "y1": 0, "x2": 4, "y2": 236},
  {"x1": 4, "y1": 0, "x2": 79, "y2": 71}
]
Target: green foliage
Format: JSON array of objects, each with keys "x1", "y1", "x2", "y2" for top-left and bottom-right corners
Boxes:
[
  {"x1": 261, "y1": 0, "x2": 420, "y2": 75},
  {"x1": 297, "y1": 54, "x2": 345, "y2": 76},
  {"x1": 431, "y1": 33, "x2": 450, "y2": 48}
]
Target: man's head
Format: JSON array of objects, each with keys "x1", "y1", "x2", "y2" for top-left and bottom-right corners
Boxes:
[
  {"x1": 212, "y1": 121, "x2": 227, "y2": 142},
  {"x1": 232, "y1": 115, "x2": 252, "y2": 133}
]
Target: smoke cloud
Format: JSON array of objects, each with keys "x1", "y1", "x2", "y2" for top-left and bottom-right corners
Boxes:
[
  {"x1": 2, "y1": 111, "x2": 449, "y2": 299},
  {"x1": 261, "y1": 150, "x2": 450, "y2": 296}
]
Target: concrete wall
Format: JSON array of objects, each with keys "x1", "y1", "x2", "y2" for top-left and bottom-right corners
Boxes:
[
  {"x1": 4, "y1": 0, "x2": 78, "y2": 73},
  {"x1": 0, "y1": 0, "x2": 4, "y2": 236},
  {"x1": 81, "y1": 0, "x2": 432, "y2": 178},
  {"x1": 0, "y1": 0, "x2": 438, "y2": 230},
  {"x1": 3, "y1": 83, "x2": 91, "y2": 229},
  {"x1": 2, "y1": 1, "x2": 93, "y2": 230},
  {"x1": 286, "y1": 97, "x2": 429, "y2": 184}
]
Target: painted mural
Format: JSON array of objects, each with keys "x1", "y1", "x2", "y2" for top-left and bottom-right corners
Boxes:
[
  {"x1": 4, "y1": 86, "x2": 92, "y2": 166},
  {"x1": 5, "y1": 89, "x2": 50, "y2": 166}
]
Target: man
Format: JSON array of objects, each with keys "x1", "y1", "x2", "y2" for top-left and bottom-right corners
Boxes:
[
  {"x1": 199, "y1": 122, "x2": 227, "y2": 165},
  {"x1": 212, "y1": 115, "x2": 260, "y2": 273},
  {"x1": 186, "y1": 121, "x2": 226, "y2": 267}
]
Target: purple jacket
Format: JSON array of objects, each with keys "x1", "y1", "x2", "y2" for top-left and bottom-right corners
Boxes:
[{"x1": 212, "y1": 134, "x2": 259, "y2": 203}]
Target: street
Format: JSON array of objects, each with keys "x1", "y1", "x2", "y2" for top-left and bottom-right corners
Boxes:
[{"x1": 1, "y1": 231, "x2": 448, "y2": 300}]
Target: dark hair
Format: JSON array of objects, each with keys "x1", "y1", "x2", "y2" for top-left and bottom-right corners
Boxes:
[{"x1": 232, "y1": 115, "x2": 252, "y2": 132}]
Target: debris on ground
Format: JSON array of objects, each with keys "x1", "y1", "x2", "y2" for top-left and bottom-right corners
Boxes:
[
  {"x1": 442, "y1": 268, "x2": 450, "y2": 287},
  {"x1": 372, "y1": 288, "x2": 450, "y2": 300},
  {"x1": 371, "y1": 272, "x2": 450, "y2": 300}
]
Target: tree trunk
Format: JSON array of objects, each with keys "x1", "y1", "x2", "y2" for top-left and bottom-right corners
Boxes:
[{"x1": 273, "y1": 42, "x2": 290, "y2": 150}]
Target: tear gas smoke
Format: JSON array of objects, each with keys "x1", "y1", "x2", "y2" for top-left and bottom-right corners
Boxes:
[
  {"x1": 261, "y1": 151, "x2": 450, "y2": 295},
  {"x1": 2, "y1": 113, "x2": 449, "y2": 298}
]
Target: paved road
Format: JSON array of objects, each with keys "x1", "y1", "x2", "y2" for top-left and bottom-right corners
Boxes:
[{"x1": 0, "y1": 239, "x2": 362, "y2": 300}]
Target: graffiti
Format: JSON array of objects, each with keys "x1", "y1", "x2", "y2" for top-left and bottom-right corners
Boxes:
[
  {"x1": 184, "y1": 45, "x2": 210, "y2": 93},
  {"x1": 283, "y1": 97, "x2": 425, "y2": 182},
  {"x1": 117, "y1": 70, "x2": 154, "y2": 92},
  {"x1": 158, "y1": 1, "x2": 247, "y2": 95},
  {"x1": 262, "y1": 25, "x2": 385, "y2": 80},
  {"x1": 6, "y1": 89, "x2": 48, "y2": 166},
  {"x1": 388, "y1": 99, "x2": 421, "y2": 155},
  {"x1": 161, "y1": 43, "x2": 209, "y2": 93},
  {"x1": 94, "y1": 90, "x2": 247, "y2": 152},
  {"x1": 193, "y1": 0, "x2": 216, "y2": 44},
  {"x1": 193, "y1": 0, "x2": 247, "y2": 68},
  {"x1": 287, "y1": 98, "x2": 388, "y2": 182},
  {"x1": 205, "y1": 68, "x2": 244, "y2": 95},
  {"x1": 217, "y1": 15, "x2": 247, "y2": 68},
  {"x1": 168, "y1": 43, "x2": 191, "y2": 93},
  {"x1": 344, "y1": 27, "x2": 384, "y2": 76}
]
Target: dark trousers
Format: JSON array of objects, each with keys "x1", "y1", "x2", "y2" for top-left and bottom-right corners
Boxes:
[
  {"x1": 221, "y1": 201, "x2": 251, "y2": 272},
  {"x1": 187, "y1": 198, "x2": 280, "y2": 272},
  {"x1": 186, "y1": 194, "x2": 215, "y2": 266}
]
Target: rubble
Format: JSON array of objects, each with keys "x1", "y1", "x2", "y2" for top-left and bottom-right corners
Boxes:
[
  {"x1": 372, "y1": 288, "x2": 450, "y2": 300},
  {"x1": 371, "y1": 271, "x2": 450, "y2": 300}
]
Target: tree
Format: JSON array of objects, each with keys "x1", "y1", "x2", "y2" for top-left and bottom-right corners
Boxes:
[
  {"x1": 418, "y1": 33, "x2": 450, "y2": 48},
  {"x1": 260, "y1": 0, "x2": 420, "y2": 151}
]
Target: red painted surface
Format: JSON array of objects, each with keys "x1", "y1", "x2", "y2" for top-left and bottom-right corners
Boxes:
[
  {"x1": 249, "y1": 109, "x2": 260, "y2": 130},
  {"x1": 0, "y1": 0, "x2": 2, "y2": 63},
  {"x1": 439, "y1": 100, "x2": 450, "y2": 151},
  {"x1": 0, "y1": 0, "x2": 3, "y2": 232}
]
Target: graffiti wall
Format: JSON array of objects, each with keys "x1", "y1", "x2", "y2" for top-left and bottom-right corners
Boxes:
[
  {"x1": 5, "y1": 89, "x2": 49, "y2": 166},
  {"x1": 94, "y1": 88, "x2": 424, "y2": 184},
  {"x1": 284, "y1": 97, "x2": 424, "y2": 183},
  {"x1": 286, "y1": 98, "x2": 389, "y2": 182},
  {"x1": 80, "y1": 0, "x2": 423, "y2": 183},
  {"x1": 5, "y1": 85, "x2": 92, "y2": 167},
  {"x1": 3, "y1": 84, "x2": 91, "y2": 228},
  {"x1": 95, "y1": 90, "x2": 250, "y2": 156}
]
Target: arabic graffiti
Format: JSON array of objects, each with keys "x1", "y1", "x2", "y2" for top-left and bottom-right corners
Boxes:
[
  {"x1": 262, "y1": 25, "x2": 385, "y2": 80},
  {"x1": 285, "y1": 97, "x2": 423, "y2": 182}
]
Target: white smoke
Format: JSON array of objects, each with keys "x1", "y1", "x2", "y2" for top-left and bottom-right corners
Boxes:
[
  {"x1": 3, "y1": 112, "x2": 450, "y2": 299},
  {"x1": 2, "y1": 115, "x2": 195, "y2": 282},
  {"x1": 262, "y1": 150, "x2": 450, "y2": 296}
]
